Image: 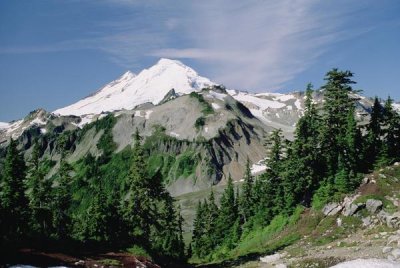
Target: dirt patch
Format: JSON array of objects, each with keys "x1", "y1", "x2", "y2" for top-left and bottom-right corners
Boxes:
[
  {"x1": 358, "y1": 180, "x2": 381, "y2": 195},
  {"x1": 0, "y1": 248, "x2": 160, "y2": 268}
]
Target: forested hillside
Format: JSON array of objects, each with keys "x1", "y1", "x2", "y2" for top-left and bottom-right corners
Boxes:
[
  {"x1": 1, "y1": 69, "x2": 400, "y2": 267},
  {"x1": 189, "y1": 69, "x2": 400, "y2": 264}
]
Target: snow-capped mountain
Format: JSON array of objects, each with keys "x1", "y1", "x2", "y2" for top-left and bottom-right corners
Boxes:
[
  {"x1": 0, "y1": 122, "x2": 9, "y2": 129},
  {"x1": 53, "y1": 58, "x2": 215, "y2": 116}
]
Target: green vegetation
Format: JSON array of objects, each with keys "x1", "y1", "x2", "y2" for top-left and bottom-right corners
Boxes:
[
  {"x1": 126, "y1": 245, "x2": 152, "y2": 259},
  {"x1": 2, "y1": 68, "x2": 400, "y2": 266},
  {"x1": 0, "y1": 129, "x2": 185, "y2": 265},
  {"x1": 100, "y1": 259, "x2": 122, "y2": 266},
  {"x1": 190, "y1": 69, "x2": 400, "y2": 264},
  {"x1": 194, "y1": 116, "x2": 206, "y2": 130},
  {"x1": 189, "y1": 92, "x2": 214, "y2": 115}
]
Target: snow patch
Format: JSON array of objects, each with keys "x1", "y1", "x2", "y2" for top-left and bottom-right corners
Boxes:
[
  {"x1": 134, "y1": 110, "x2": 153, "y2": 119},
  {"x1": 275, "y1": 94, "x2": 295, "y2": 102},
  {"x1": 73, "y1": 115, "x2": 95, "y2": 128},
  {"x1": 145, "y1": 110, "x2": 153, "y2": 119},
  {"x1": 207, "y1": 91, "x2": 227, "y2": 101},
  {"x1": 331, "y1": 258, "x2": 399, "y2": 268},
  {"x1": 393, "y1": 103, "x2": 400, "y2": 113},
  {"x1": 169, "y1": 131, "x2": 180, "y2": 137},
  {"x1": 232, "y1": 92, "x2": 286, "y2": 110},
  {"x1": 30, "y1": 118, "x2": 47, "y2": 126},
  {"x1": 0, "y1": 122, "x2": 10, "y2": 129},
  {"x1": 40, "y1": 128, "x2": 47, "y2": 134},
  {"x1": 211, "y1": 103, "x2": 221, "y2": 110},
  {"x1": 6, "y1": 120, "x2": 23, "y2": 134},
  {"x1": 294, "y1": 99, "x2": 302, "y2": 110},
  {"x1": 251, "y1": 160, "x2": 267, "y2": 175}
]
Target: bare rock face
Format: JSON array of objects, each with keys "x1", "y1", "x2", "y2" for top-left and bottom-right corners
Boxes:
[
  {"x1": 366, "y1": 199, "x2": 383, "y2": 214},
  {"x1": 323, "y1": 203, "x2": 343, "y2": 216},
  {"x1": 342, "y1": 203, "x2": 363, "y2": 217},
  {"x1": 386, "y1": 212, "x2": 400, "y2": 229}
]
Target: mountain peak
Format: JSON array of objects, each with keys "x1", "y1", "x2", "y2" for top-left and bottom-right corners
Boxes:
[
  {"x1": 157, "y1": 58, "x2": 183, "y2": 65},
  {"x1": 119, "y1": 70, "x2": 136, "y2": 81},
  {"x1": 53, "y1": 58, "x2": 215, "y2": 116}
]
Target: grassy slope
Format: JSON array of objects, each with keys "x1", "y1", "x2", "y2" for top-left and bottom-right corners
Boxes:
[{"x1": 180, "y1": 163, "x2": 400, "y2": 267}]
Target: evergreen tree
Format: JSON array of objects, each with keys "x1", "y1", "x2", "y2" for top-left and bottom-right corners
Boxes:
[
  {"x1": 52, "y1": 156, "x2": 73, "y2": 240},
  {"x1": 364, "y1": 97, "x2": 384, "y2": 169},
  {"x1": 239, "y1": 158, "x2": 254, "y2": 223},
  {"x1": 0, "y1": 138, "x2": 28, "y2": 241},
  {"x1": 192, "y1": 201, "x2": 205, "y2": 257},
  {"x1": 283, "y1": 84, "x2": 322, "y2": 209},
  {"x1": 216, "y1": 175, "x2": 237, "y2": 245},
  {"x1": 205, "y1": 189, "x2": 218, "y2": 251},
  {"x1": 122, "y1": 129, "x2": 152, "y2": 243},
  {"x1": 74, "y1": 183, "x2": 111, "y2": 242},
  {"x1": 265, "y1": 129, "x2": 285, "y2": 213},
  {"x1": 320, "y1": 69, "x2": 357, "y2": 178},
  {"x1": 380, "y1": 97, "x2": 400, "y2": 164},
  {"x1": 27, "y1": 140, "x2": 52, "y2": 238}
]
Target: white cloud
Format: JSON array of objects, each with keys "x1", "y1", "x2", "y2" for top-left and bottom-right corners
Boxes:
[
  {"x1": 149, "y1": 1, "x2": 374, "y2": 91},
  {"x1": 0, "y1": 0, "x2": 384, "y2": 91}
]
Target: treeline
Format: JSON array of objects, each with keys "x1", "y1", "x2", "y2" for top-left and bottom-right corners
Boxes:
[
  {"x1": 0, "y1": 129, "x2": 185, "y2": 262},
  {"x1": 191, "y1": 69, "x2": 400, "y2": 260}
]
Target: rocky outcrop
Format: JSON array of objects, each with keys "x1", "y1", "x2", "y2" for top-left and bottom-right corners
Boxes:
[
  {"x1": 366, "y1": 199, "x2": 383, "y2": 214},
  {"x1": 342, "y1": 203, "x2": 363, "y2": 217},
  {"x1": 383, "y1": 231, "x2": 400, "y2": 261},
  {"x1": 323, "y1": 203, "x2": 343, "y2": 216}
]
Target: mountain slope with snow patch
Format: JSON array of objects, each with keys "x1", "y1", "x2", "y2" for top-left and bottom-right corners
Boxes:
[
  {"x1": 53, "y1": 58, "x2": 215, "y2": 116},
  {"x1": 0, "y1": 122, "x2": 10, "y2": 130}
]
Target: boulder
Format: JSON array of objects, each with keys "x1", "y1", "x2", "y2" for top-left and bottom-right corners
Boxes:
[
  {"x1": 378, "y1": 210, "x2": 390, "y2": 223},
  {"x1": 323, "y1": 202, "x2": 343, "y2": 216},
  {"x1": 362, "y1": 216, "x2": 371, "y2": 227},
  {"x1": 260, "y1": 253, "x2": 283, "y2": 263},
  {"x1": 383, "y1": 246, "x2": 393, "y2": 254},
  {"x1": 391, "y1": 248, "x2": 400, "y2": 260},
  {"x1": 387, "y1": 235, "x2": 400, "y2": 246},
  {"x1": 342, "y1": 203, "x2": 363, "y2": 217},
  {"x1": 387, "y1": 212, "x2": 400, "y2": 229},
  {"x1": 366, "y1": 199, "x2": 383, "y2": 214}
]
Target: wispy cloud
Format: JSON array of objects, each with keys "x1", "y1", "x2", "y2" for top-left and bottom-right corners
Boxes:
[
  {"x1": 0, "y1": 0, "x2": 387, "y2": 91},
  {"x1": 149, "y1": 1, "x2": 376, "y2": 90}
]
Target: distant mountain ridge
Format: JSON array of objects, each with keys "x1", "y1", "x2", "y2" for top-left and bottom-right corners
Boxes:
[{"x1": 1, "y1": 58, "x2": 399, "y2": 142}]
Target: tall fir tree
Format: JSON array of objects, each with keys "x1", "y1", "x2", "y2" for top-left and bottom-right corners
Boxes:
[
  {"x1": 216, "y1": 174, "x2": 237, "y2": 245},
  {"x1": 239, "y1": 158, "x2": 254, "y2": 223},
  {"x1": 283, "y1": 84, "x2": 322, "y2": 209},
  {"x1": 364, "y1": 97, "x2": 384, "y2": 169},
  {"x1": 380, "y1": 97, "x2": 400, "y2": 164},
  {"x1": 0, "y1": 138, "x2": 29, "y2": 241},
  {"x1": 27, "y1": 140, "x2": 52, "y2": 238},
  {"x1": 52, "y1": 156, "x2": 73, "y2": 240},
  {"x1": 122, "y1": 129, "x2": 152, "y2": 243},
  {"x1": 265, "y1": 129, "x2": 285, "y2": 214},
  {"x1": 320, "y1": 69, "x2": 357, "y2": 178}
]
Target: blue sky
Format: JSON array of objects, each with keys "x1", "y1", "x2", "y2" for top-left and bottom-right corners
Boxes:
[{"x1": 0, "y1": 0, "x2": 399, "y2": 121}]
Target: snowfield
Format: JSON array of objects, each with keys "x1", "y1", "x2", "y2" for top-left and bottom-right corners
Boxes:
[
  {"x1": 0, "y1": 122, "x2": 10, "y2": 129},
  {"x1": 53, "y1": 58, "x2": 214, "y2": 116},
  {"x1": 331, "y1": 258, "x2": 400, "y2": 268},
  {"x1": 229, "y1": 91, "x2": 287, "y2": 110}
]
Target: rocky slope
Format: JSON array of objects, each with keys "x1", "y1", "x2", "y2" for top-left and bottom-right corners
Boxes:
[
  {"x1": 0, "y1": 58, "x2": 398, "y2": 195},
  {"x1": 222, "y1": 163, "x2": 400, "y2": 268}
]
